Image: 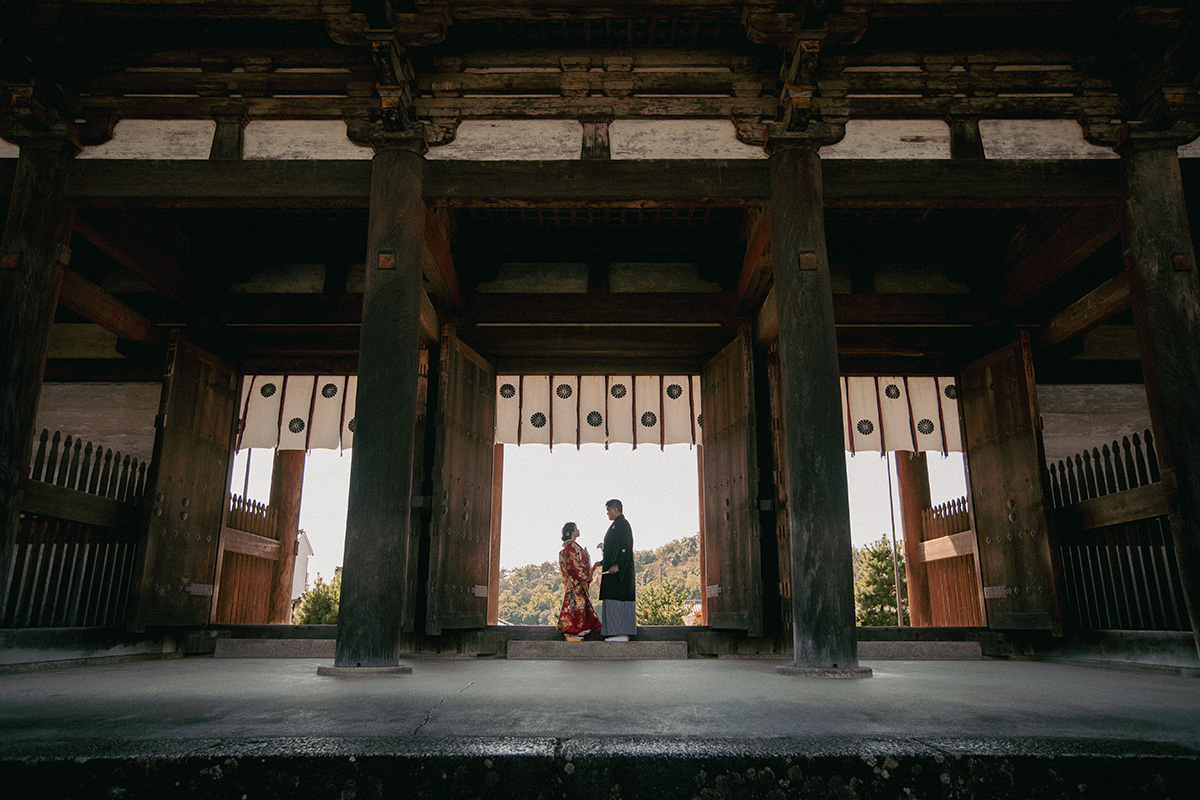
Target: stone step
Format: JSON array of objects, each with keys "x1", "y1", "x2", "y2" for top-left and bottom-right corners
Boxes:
[
  {"x1": 507, "y1": 640, "x2": 688, "y2": 660},
  {"x1": 214, "y1": 638, "x2": 336, "y2": 658},
  {"x1": 858, "y1": 641, "x2": 982, "y2": 660}
]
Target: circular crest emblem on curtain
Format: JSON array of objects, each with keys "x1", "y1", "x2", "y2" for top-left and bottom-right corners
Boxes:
[
  {"x1": 321, "y1": 382, "x2": 339, "y2": 399},
  {"x1": 917, "y1": 419, "x2": 935, "y2": 435},
  {"x1": 500, "y1": 383, "x2": 517, "y2": 399},
  {"x1": 587, "y1": 411, "x2": 603, "y2": 427},
  {"x1": 288, "y1": 417, "x2": 306, "y2": 434},
  {"x1": 641, "y1": 411, "x2": 657, "y2": 428},
  {"x1": 944, "y1": 384, "x2": 958, "y2": 400},
  {"x1": 667, "y1": 383, "x2": 683, "y2": 400},
  {"x1": 530, "y1": 412, "x2": 547, "y2": 428},
  {"x1": 885, "y1": 384, "x2": 900, "y2": 400},
  {"x1": 610, "y1": 383, "x2": 627, "y2": 399},
  {"x1": 856, "y1": 419, "x2": 875, "y2": 436},
  {"x1": 556, "y1": 383, "x2": 573, "y2": 400},
  {"x1": 697, "y1": 414, "x2": 703, "y2": 429},
  {"x1": 347, "y1": 418, "x2": 357, "y2": 433},
  {"x1": 260, "y1": 383, "x2": 277, "y2": 398}
]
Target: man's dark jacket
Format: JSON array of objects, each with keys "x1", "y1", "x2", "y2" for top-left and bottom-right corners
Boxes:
[{"x1": 599, "y1": 514, "x2": 635, "y2": 601}]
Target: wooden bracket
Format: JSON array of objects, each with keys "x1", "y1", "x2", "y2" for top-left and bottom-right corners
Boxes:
[
  {"x1": 0, "y1": 253, "x2": 19, "y2": 270},
  {"x1": 798, "y1": 250, "x2": 817, "y2": 270},
  {"x1": 1173, "y1": 253, "x2": 1193, "y2": 272},
  {"x1": 378, "y1": 251, "x2": 396, "y2": 270}
]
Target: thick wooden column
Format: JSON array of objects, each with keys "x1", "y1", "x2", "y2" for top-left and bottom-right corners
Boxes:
[
  {"x1": 768, "y1": 130, "x2": 869, "y2": 676},
  {"x1": 895, "y1": 452, "x2": 933, "y2": 627},
  {"x1": 268, "y1": 449, "x2": 305, "y2": 623},
  {"x1": 486, "y1": 443, "x2": 503, "y2": 625},
  {"x1": 332, "y1": 140, "x2": 426, "y2": 670},
  {"x1": 1120, "y1": 141, "x2": 1200, "y2": 656},
  {"x1": 0, "y1": 133, "x2": 79, "y2": 595}
]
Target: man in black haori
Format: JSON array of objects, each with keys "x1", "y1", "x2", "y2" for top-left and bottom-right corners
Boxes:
[{"x1": 596, "y1": 498, "x2": 636, "y2": 641}]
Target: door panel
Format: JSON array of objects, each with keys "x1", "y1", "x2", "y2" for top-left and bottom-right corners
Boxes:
[
  {"x1": 701, "y1": 331, "x2": 763, "y2": 635},
  {"x1": 131, "y1": 333, "x2": 238, "y2": 628},
  {"x1": 426, "y1": 328, "x2": 495, "y2": 633},
  {"x1": 961, "y1": 333, "x2": 1063, "y2": 632}
]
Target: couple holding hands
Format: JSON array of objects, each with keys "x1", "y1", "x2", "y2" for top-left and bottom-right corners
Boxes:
[{"x1": 557, "y1": 498, "x2": 636, "y2": 642}]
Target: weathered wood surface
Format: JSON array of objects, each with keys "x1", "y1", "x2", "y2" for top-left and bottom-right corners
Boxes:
[
  {"x1": 63, "y1": 159, "x2": 1129, "y2": 208},
  {"x1": 1035, "y1": 271, "x2": 1131, "y2": 349},
  {"x1": 700, "y1": 330, "x2": 761, "y2": 636},
  {"x1": 268, "y1": 449, "x2": 304, "y2": 623},
  {"x1": 58, "y1": 268, "x2": 167, "y2": 351},
  {"x1": 221, "y1": 528, "x2": 282, "y2": 560},
  {"x1": 895, "y1": 453, "x2": 932, "y2": 627},
  {"x1": 1000, "y1": 206, "x2": 1125, "y2": 310},
  {"x1": 921, "y1": 530, "x2": 977, "y2": 562},
  {"x1": 960, "y1": 334, "x2": 1062, "y2": 633},
  {"x1": 130, "y1": 335, "x2": 238, "y2": 629},
  {"x1": 1122, "y1": 145, "x2": 1200, "y2": 653},
  {"x1": 335, "y1": 147, "x2": 425, "y2": 668},
  {"x1": 426, "y1": 329, "x2": 495, "y2": 634},
  {"x1": 918, "y1": 496, "x2": 985, "y2": 627},
  {"x1": 769, "y1": 146, "x2": 858, "y2": 668},
  {"x1": 1, "y1": 139, "x2": 78, "y2": 607},
  {"x1": 20, "y1": 480, "x2": 137, "y2": 530}
]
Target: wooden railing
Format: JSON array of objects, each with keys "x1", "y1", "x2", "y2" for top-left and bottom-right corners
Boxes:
[
  {"x1": 1046, "y1": 430, "x2": 1187, "y2": 632},
  {"x1": 3, "y1": 430, "x2": 148, "y2": 628},
  {"x1": 918, "y1": 497, "x2": 984, "y2": 626},
  {"x1": 213, "y1": 493, "x2": 282, "y2": 624}
]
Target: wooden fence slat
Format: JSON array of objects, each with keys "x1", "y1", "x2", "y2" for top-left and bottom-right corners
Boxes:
[{"x1": 32, "y1": 430, "x2": 49, "y2": 483}]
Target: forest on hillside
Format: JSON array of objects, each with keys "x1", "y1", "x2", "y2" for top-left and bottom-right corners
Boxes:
[{"x1": 498, "y1": 535, "x2": 701, "y2": 626}]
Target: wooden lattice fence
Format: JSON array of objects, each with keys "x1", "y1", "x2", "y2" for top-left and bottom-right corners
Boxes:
[
  {"x1": 1046, "y1": 430, "x2": 1187, "y2": 631},
  {"x1": 2, "y1": 430, "x2": 148, "y2": 628},
  {"x1": 918, "y1": 497, "x2": 985, "y2": 627}
]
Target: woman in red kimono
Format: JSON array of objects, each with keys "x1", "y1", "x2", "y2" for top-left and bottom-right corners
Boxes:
[{"x1": 557, "y1": 522, "x2": 601, "y2": 640}]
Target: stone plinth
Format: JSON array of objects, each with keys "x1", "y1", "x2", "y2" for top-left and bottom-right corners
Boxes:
[
  {"x1": 507, "y1": 640, "x2": 687, "y2": 660},
  {"x1": 857, "y1": 641, "x2": 983, "y2": 660},
  {"x1": 215, "y1": 639, "x2": 336, "y2": 659}
]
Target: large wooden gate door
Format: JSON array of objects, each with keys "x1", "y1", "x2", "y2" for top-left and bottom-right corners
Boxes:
[
  {"x1": 426, "y1": 327, "x2": 495, "y2": 634},
  {"x1": 701, "y1": 331, "x2": 763, "y2": 635},
  {"x1": 130, "y1": 333, "x2": 238, "y2": 628},
  {"x1": 961, "y1": 333, "x2": 1063, "y2": 633}
]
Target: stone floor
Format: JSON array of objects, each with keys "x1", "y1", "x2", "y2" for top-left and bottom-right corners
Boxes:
[{"x1": 2, "y1": 654, "x2": 1199, "y2": 798}]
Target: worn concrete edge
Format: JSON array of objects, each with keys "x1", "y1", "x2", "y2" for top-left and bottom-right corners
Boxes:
[
  {"x1": 0, "y1": 651, "x2": 180, "y2": 676},
  {"x1": 1006, "y1": 654, "x2": 1200, "y2": 678},
  {"x1": 2, "y1": 735, "x2": 1197, "y2": 762}
]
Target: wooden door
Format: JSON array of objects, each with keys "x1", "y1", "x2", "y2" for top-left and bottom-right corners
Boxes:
[
  {"x1": 960, "y1": 333, "x2": 1063, "y2": 633},
  {"x1": 426, "y1": 328, "x2": 495, "y2": 633},
  {"x1": 130, "y1": 333, "x2": 238, "y2": 629},
  {"x1": 700, "y1": 331, "x2": 763, "y2": 635}
]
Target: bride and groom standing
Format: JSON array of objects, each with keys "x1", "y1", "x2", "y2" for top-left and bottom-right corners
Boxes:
[{"x1": 557, "y1": 499, "x2": 636, "y2": 642}]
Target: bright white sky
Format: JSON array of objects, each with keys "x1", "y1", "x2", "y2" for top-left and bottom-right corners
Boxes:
[{"x1": 232, "y1": 444, "x2": 967, "y2": 585}]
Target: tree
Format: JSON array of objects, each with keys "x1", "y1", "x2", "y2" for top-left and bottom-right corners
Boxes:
[
  {"x1": 293, "y1": 572, "x2": 341, "y2": 625},
  {"x1": 854, "y1": 535, "x2": 909, "y2": 626},
  {"x1": 636, "y1": 578, "x2": 689, "y2": 625}
]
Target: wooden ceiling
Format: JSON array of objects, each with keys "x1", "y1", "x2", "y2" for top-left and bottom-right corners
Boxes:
[{"x1": 3, "y1": 1, "x2": 1197, "y2": 379}]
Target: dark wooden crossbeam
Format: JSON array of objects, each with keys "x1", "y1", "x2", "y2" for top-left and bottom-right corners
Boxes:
[
  {"x1": 72, "y1": 209, "x2": 196, "y2": 303},
  {"x1": 63, "y1": 158, "x2": 1129, "y2": 208},
  {"x1": 999, "y1": 205, "x2": 1125, "y2": 310},
  {"x1": 57, "y1": 269, "x2": 166, "y2": 351}
]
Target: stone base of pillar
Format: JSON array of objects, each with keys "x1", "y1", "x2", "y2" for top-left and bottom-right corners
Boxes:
[
  {"x1": 316, "y1": 665, "x2": 413, "y2": 677},
  {"x1": 776, "y1": 665, "x2": 873, "y2": 679}
]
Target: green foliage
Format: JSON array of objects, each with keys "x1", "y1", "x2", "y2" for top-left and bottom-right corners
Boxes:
[
  {"x1": 853, "y1": 535, "x2": 909, "y2": 626},
  {"x1": 292, "y1": 572, "x2": 341, "y2": 625},
  {"x1": 497, "y1": 535, "x2": 702, "y2": 626},
  {"x1": 636, "y1": 578, "x2": 689, "y2": 625}
]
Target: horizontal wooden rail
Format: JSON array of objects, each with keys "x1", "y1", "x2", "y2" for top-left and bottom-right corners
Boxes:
[
  {"x1": 1051, "y1": 482, "x2": 1169, "y2": 533},
  {"x1": 920, "y1": 530, "x2": 977, "y2": 563},
  {"x1": 222, "y1": 527, "x2": 282, "y2": 560},
  {"x1": 20, "y1": 480, "x2": 137, "y2": 529}
]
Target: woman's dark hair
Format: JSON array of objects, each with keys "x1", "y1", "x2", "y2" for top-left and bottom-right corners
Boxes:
[{"x1": 561, "y1": 521, "x2": 577, "y2": 541}]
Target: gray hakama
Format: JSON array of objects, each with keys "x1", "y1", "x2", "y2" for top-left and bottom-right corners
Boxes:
[{"x1": 600, "y1": 599, "x2": 637, "y2": 637}]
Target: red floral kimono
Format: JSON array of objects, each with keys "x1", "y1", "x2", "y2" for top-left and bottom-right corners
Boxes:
[{"x1": 557, "y1": 540, "x2": 601, "y2": 636}]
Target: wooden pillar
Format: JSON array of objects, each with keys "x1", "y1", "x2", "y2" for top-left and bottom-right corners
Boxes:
[
  {"x1": 767, "y1": 126, "x2": 869, "y2": 677},
  {"x1": 1119, "y1": 139, "x2": 1200, "y2": 656},
  {"x1": 268, "y1": 449, "x2": 305, "y2": 623},
  {"x1": 333, "y1": 136, "x2": 426, "y2": 670},
  {"x1": 580, "y1": 116, "x2": 611, "y2": 160},
  {"x1": 895, "y1": 452, "x2": 933, "y2": 627},
  {"x1": 0, "y1": 132, "x2": 79, "y2": 597},
  {"x1": 209, "y1": 106, "x2": 246, "y2": 161},
  {"x1": 486, "y1": 443, "x2": 503, "y2": 625}
]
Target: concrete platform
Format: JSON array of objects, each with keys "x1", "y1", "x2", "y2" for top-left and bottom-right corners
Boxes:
[
  {"x1": 508, "y1": 639, "x2": 688, "y2": 659},
  {"x1": 214, "y1": 638, "x2": 337, "y2": 658},
  {"x1": 2, "y1": 656, "x2": 1198, "y2": 798}
]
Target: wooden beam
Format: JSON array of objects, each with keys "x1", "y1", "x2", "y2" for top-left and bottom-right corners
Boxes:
[
  {"x1": 736, "y1": 209, "x2": 771, "y2": 313},
  {"x1": 920, "y1": 530, "x2": 977, "y2": 563},
  {"x1": 468, "y1": 292, "x2": 733, "y2": 325},
  {"x1": 43, "y1": 358, "x2": 164, "y2": 382},
  {"x1": 422, "y1": 208, "x2": 463, "y2": 313},
  {"x1": 1050, "y1": 483, "x2": 1169, "y2": 533},
  {"x1": 1000, "y1": 206, "x2": 1124, "y2": 310},
  {"x1": 58, "y1": 269, "x2": 166, "y2": 350},
  {"x1": 1035, "y1": 271, "x2": 1132, "y2": 348},
  {"x1": 458, "y1": 324, "x2": 734, "y2": 361},
  {"x1": 72, "y1": 209, "x2": 194, "y2": 303},
  {"x1": 222, "y1": 527, "x2": 282, "y2": 560},
  {"x1": 65, "y1": 159, "x2": 1129, "y2": 209},
  {"x1": 20, "y1": 479, "x2": 136, "y2": 529}
]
